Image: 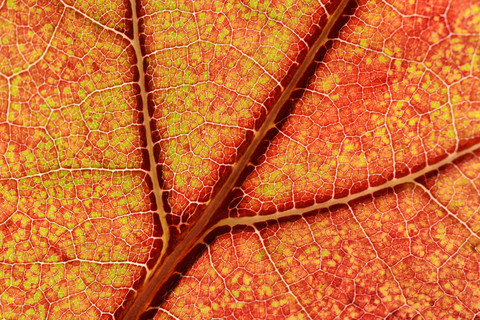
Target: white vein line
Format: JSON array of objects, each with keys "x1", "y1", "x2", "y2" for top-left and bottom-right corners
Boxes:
[
  {"x1": 413, "y1": 179, "x2": 480, "y2": 272},
  {"x1": 154, "y1": 307, "x2": 181, "y2": 320},
  {"x1": 243, "y1": 3, "x2": 308, "y2": 46},
  {"x1": 47, "y1": 81, "x2": 137, "y2": 110},
  {"x1": 58, "y1": 0, "x2": 132, "y2": 42},
  {"x1": 414, "y1": 181, "x2": 480, "y2": 241},
  {"x1": 4, "y1": 6, "x2": 67, "y2": 79},
  {"x1": 409, "y1": 181, "x2": 480, "y2": 315},
  {"x1": 253, "y1": 227, "x2": 314, "y2": 320},
  {"x1": 0, "y1": 260, "x2": 147, "y2": 267},
  {"x1": 5, "y1": 76, "x2": 11, "y2": 128},
  {"x1": 0, "y1": 167, "x2": 149, "y2": 182},
  {"x1": 333, "y1": 35, "x2": 480, "y2": 89},
  {"x1": 346, "y1": 205, "x2": 409, "y2": 314},
  {"x1": 152, "y1": 80, "x2": 262, "y2": 104},
  {"x1": 385, "y1": 75, "x2": 397, "y2": 185},
  {"x1": 157, "y1": 121, "x2": 251, "y2": 141},
  {"x1": 205, "y1": 238, "x2": 240, "y2": 305},
  {"x1": 146, "y1": 40, "x2": 281, "y2": 89},
  {"x1": 454, "y1": 158, "x2": 480, "y2": 195}
]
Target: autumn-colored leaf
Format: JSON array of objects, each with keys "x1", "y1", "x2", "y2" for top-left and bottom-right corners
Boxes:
[{"x1": 1, "y1": 0, "x2": 479, "y2": 319}]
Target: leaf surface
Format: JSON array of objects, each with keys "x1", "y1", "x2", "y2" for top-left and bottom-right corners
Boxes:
[{"x1": 1, "y1": 0, "x2": 480, "y2": 319}]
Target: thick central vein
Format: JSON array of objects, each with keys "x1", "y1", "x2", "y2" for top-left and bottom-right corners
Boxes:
[{"x1": 120, "y1": 1, "x2": 352, "y2": 318}]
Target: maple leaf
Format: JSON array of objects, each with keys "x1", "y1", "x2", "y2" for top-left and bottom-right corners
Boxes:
[{"x1": 1, "y1": 0, "x2": 479, "y2": 319}]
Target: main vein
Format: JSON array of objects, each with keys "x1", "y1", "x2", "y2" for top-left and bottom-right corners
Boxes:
[{"x1": 121, "y1": 0, "x2": 352, "y2": 318}]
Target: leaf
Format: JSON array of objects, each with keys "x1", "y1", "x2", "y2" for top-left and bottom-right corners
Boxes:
[{"x1": 1, "y1": 0, "x2": 479, "y2": 319}]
